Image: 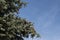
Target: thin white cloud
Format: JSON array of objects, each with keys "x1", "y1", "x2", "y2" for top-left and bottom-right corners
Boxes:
[
  {"x1": 34, "y1": 5, "x2": 59, "y2": 40},
  {"x1": 37, "y1": 5, "x2": 58, "y2": 28}
]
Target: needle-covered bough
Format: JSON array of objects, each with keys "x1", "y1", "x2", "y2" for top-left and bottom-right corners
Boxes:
[{"x1": 0, "y1": 0, "x2": 40, "y2": 40}]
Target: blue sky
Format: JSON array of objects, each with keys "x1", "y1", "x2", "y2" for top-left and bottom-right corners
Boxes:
[{"x1": 19, "y1": 0, "x2": 60, "y2": 40}]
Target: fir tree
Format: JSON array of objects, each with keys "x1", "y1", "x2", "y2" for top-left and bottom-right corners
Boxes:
[{"x1": 0, "y1": 0, "x2": 39, "y2": 40}]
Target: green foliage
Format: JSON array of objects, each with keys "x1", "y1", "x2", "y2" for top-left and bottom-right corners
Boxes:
[{"x1": 0, "y1": 0, "x2": 39, "y2": 40}]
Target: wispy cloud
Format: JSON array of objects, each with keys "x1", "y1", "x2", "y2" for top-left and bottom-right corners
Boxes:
[
  {"x1": 37, "y1": 5, "x2": 58, "y2": 28},
  {"x1": 34, "y1": 5, "x2": 60, "y2": 40}
]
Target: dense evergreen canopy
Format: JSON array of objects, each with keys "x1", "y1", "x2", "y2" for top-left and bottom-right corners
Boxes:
[{"x1": 0, "y1": 0, "x2": 39, "y2": 40}]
